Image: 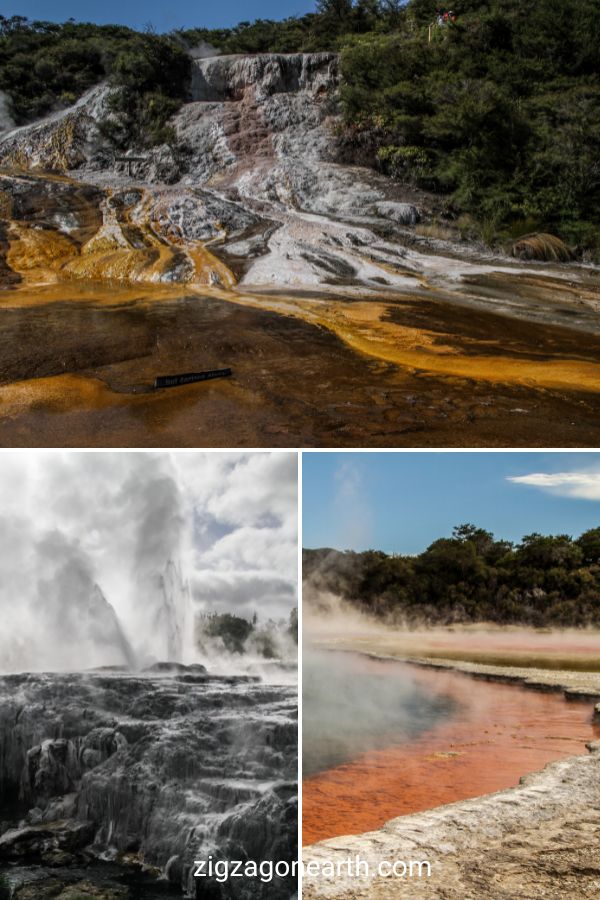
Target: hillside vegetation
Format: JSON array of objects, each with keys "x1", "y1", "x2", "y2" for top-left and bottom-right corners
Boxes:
[
  {"x1": 1, "y1": 0, "x2": 598, "y2": 253},
  {"x1": 337, "y1": 0, "x2": 600, "y2": 254},
  {"x1": 0, "y1": 16, "x2": 190, "y2": 148},
  {"x1": 304, "y1": 524, "x2": 600, "y2": 627}
]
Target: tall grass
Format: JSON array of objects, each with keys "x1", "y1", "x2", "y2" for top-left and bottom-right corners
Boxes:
[{"x1": 511, "y1": 233, "x2": 573, "y2": 263}]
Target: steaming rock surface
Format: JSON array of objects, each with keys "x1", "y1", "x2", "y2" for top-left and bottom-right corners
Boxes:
[{"x1": 0, "y1": 667, "x2": 297, "y2": 898}]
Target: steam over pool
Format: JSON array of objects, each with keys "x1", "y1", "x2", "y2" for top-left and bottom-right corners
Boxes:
[{"x1": 303, "y1": 649, "x2": 454, "y2": 776}]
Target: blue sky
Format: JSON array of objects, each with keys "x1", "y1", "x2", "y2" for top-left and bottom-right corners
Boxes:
[
  {"x1": 10, "y1": 0, "x2": 314, "y2": 31},
  {"x1": 302, "y1": 452, "x2": 600, "y2": 554}
]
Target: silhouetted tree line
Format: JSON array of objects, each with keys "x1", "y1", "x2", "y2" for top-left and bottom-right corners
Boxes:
[
  {"x1": 196, "y1": 608, "x2": 298, "y2": 656},
  {"x1": 303, "y1": 525, "x2": 600, "y2": 627}
]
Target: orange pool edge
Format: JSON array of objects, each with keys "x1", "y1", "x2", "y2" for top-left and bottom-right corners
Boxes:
[{"x1": 302, "y1": 658, "x2": 600, "y2": 846}]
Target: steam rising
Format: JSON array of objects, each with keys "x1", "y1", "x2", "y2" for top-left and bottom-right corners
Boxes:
[
  {"x1": 0, "y1": 90, "x2": 15, "y2": 132},
  {"x1": 333, "y1": 460, "x2": 373, "y2": 549},
  {"x1": 0, "y1": 452, "x2": 297, "y2": 674},
  {"x1": 304, "y1": 648, "x2": 452, "y2": 776},
  {"x1": 188, "y1": 41, "x2": 220, "y2": 59}
]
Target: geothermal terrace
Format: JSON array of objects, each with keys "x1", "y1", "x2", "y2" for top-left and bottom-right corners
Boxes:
[{"x1": 1, "y1": 54, "x2": 600, "y2": 446}]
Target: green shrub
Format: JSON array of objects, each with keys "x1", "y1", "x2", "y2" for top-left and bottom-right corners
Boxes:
[
  {"x1": 338, "y1": 0, "x2": 600, "y2": 253},
  {"x1": 201, "y1": 613, "x2": 254, "y2": 654},
  {"x1": 377, "y1": 144, "x2": 431, "y2": 184},
  {"x1": 0, "y1": 18, "x2": 189, "y2": 149}
]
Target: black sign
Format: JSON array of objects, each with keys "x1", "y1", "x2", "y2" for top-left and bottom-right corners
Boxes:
[{"x1": 154, "y1": 368, "x2": 232, "y2": 390}]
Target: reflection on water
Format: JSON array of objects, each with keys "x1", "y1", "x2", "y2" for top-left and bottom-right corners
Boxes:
[{"x1": 303, "y1": 649, "x2": 455, "y2": 776}]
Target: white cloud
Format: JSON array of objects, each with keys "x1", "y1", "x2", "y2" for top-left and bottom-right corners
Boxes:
[{"x1": 507, "y1": 471, "x2": 600, "y2": 500}]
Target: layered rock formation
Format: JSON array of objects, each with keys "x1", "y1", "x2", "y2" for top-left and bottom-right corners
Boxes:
[
  {"x1": 0, "y1": 52, "x2": 431, "y2": 291},
  {"x1": 2, "y1": 51, "x2": 600, "y2": 448},
  {"x1": 2, "y1": 50, "x2": 599, "y2": 304},
  {"x1": 0, "y1": 668, "x2": 297, "y2": 898}
]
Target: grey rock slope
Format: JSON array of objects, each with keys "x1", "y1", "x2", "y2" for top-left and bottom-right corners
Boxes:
[
  {"x1": 5, "y1": 52, "x2": 591, "y2": 304},
  {"x1": 0, "y1": 53, "x2": 432, "y2": 290}
]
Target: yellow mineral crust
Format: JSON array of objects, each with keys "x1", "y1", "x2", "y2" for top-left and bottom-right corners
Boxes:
[{"x1": 2, "y1": 183, "x2": 237, "y2": 288}]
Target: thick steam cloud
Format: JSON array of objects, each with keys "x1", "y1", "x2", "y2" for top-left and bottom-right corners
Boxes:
[{"x1": 0, "y1": 452, "x2": 297, "y2": 674}]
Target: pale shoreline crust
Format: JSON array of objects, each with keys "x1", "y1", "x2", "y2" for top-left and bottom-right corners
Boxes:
[{"x1": 303, "y1": 642, "x2": 600, "y2": 898}]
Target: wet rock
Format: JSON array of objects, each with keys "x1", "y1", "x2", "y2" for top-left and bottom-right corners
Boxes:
[
  {"x1": 143, "y1": 661, "x2": 197, "y2": 674},
  {"x1": 0, "y1": 820, "x2": 94, "y2": 861},
  {"x1": 165, "y1": 853, "x2": 183, "y2": 884},
  {"x1": 13, "y1": 878, "x2": 128, "y2": 900},
  {"x1": 42, "y1": 793, "x2": 78, "y2": 822},
  {"x1": 24, "y1": 807, "x2": 43, "y2": 825},
  {"x1": 374, "y1": 201, "x2": 420, "y2": 226},
  {"x1": 0, "y1": 669, "x2": 297, "y2": 897},
  {"x1": 24, "y1": 739, "x2": 80, "y2": 804}
]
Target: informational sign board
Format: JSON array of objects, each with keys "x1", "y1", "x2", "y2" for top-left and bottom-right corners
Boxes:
[{"x1": 154, "y1": 369, "x2": 232, "y2": 389}]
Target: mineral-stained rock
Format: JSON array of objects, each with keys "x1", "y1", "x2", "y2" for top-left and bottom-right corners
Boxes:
[
  {"x1": 190, "y1": 53, "x2": 339, "y2": 103},
  {"x1": 0, "y1": 52, "x2": 430, "y2": 294},
  {"x1": 303, "y1": 742, "x2": 600, "y2": 899}
]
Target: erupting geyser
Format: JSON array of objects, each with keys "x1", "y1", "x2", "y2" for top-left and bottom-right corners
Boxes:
[
  {"x1": 0, "y1": 452, "x2": 299, "y2": 898},
  {"x1": 0, "y1": 454, "x2": 199, "y2": 673}
]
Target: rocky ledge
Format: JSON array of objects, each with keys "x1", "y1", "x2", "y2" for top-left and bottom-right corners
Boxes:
[
  {"x1": 383, "y1": 654, "x2": 600, "y2": 702},
  {"x1": 304, "y1": 643, "x2": 600, "y2": 899},
  {"x1": 0, "y1": 667, "x2": 297, "y2": 898},
  {"x1": 304, "y1": 740, "x2": 600, "y2": 899}
]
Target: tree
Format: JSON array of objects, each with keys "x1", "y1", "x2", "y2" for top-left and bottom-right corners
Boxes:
[
  {"x1": 316, "y1": 0, "x2": 354, "y2": 23},
  {"x1": 576, "y1": 528, "x2": 600, "y2": 565},
  {"x1": 202, "y1": 613, "x2": 253, "y2": 654},
  {"x1": 516, "y1": 534, "x2": 582, "y2": 570}
]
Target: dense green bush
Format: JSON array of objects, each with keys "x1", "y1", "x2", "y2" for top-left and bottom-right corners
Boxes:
[
  {"x1": 102, "y1": 35, "x2": 190, "y2": 149},
  {"x1": 0, "y1": 16, "x2": 132, "y2": 122},
  {"x1": 338, "y1": 0, "x2": 600, "y2": 251},
  {"x1": 0, "y1": 16, "x2": 189, "y2": 148},
  {"x1": 178, "y1": 1, "x2": 403, "y2": 54},
  {"x1": 303, "y1": 524, "x2": 600, "y2": 627},
  {"x1": 200, "y1": 612, "x2": 254, "y2": 654}
]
